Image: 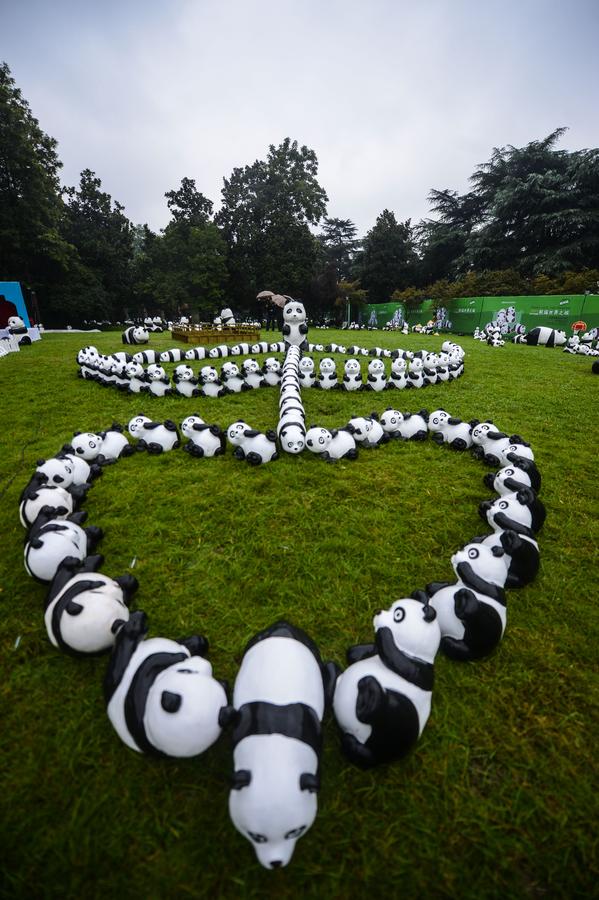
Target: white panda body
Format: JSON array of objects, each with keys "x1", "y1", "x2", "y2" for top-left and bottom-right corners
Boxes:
[
  {"x1": 282, "y1": 301, "x2": 309, "y2": 350},
  {"x1": 365, "y1": 359, "x2": 387, "y2": 391},
  {"x1": 172, "y1": 365, "x2": 200, "y2": 398},
  {"x1": 396, "y1": 412, "x2": 428, "y2": 441},
  {"x1": 221, "y1": 362, "x2": 247, "y2": 393},
  {"x1": 262, "y1": 358, "x2": 282, "y2": 387},
  {"x1": 227, "y1": 421, "x2": 278, "y2": 464},
  {"x1": 181, "y1": 415, "x2": 225, "y2": 458},
  {"x1": 125, "y1": 362, "x2": 149, "y2": 393},
  {"x1": 241, "y1": 360, "x2": 264, "y2": 390},
  {"x1": 128, "y1": 416, "x2": 180, "y2": 453},
  {"x1": 428, "y1": 410, "x2": 473, "y2": 450},
  {"x1": 147, "y1": 366, "x2": 172, "y2": 398},
  {"x1": 200, "y1": 366, "x2": 226, "y2": 397},
  {"x1": 24, "y1": 520, "x2": 92, "y2": 582},
  {"x1": 298, "y1": 358, "x2": 316, "y2": 388},
  {"x1": 98, "y1": 428, "x2": 132, "y2": 462},
  {"x1": 341, "y1": 359, "x2": 362, "y2": 391},
  {"x1": 19, "y1": 484, "x2": 74, "y2": 528}
]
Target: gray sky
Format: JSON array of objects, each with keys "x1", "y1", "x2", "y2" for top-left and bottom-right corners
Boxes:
[{"x1": 3, "y1": 0, "x2": 598, "y2": 238}]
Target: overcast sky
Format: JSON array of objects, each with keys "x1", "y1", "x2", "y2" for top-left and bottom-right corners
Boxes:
[{"x1": 3, "y1": 0, "x2": 598, "y2": 237}]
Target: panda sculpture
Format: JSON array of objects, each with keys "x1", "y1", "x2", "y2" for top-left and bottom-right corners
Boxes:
[
  {"x1": 523, "y1": 327, "x2": 567, "y2": 347},
  {"x1": 282, "y1": 300, "x2": 309, "y2": 351},
  {"x1": 184, "y1": 347, "x2": 207, "y2": 361},
  {"x1": 305, "y1": 426, "x2": 358, "y2": 461},
  {"x1": 298, "y1": 357, "x2": 316, "y2": 388},
  {"x1": 19, "y1": 482, "x2": 74, "y2": 530},
  {"x1": 427, "y1": 410, "x2": 475, "y2": 451},
  {"x1": 221, "y1": 362, "x2": 249, "y2": 393},
  {"x1": 24, "y1": 508, "x2": 103, "y2": 583},
  {"x1": 133, "y1": 349, "x2": 159, "y2": 366},
  {"x1": 104, "y1": 610, "x2": 231, "y2": 758},
  {"x1": 316, "y1": 358, "x2": 338, "y2": 390},
  {"x1": 395, "y1": 410, "x2": 429, "y2": 441},
  {"x1": 7, "y1": 315, "x2": 27, "y2": 335},
  {"x1": 407, "y1": 358, "x2": 425, "y2": 389},
  {"x1": 483, "y1": 459, "x2": 542, "y2": 497},
  {"x1": 122, "y1": 326, "x2": 149, "y2": 345},
  {"x1": 160, "y1": 349, "x2": 186, "y2": 363},
  {"x1": 474, "y1": 487, "x2": 546, "y2": 588},
  {"x1": 387, "y1": 357, "x2": 408, "y2": 390},
  {"x1": 341, "y1": 358, "x2": 363, "y2": 392},
  {"x1": 364, "y1": 359, "x2": 387, "y2": 392},
  {"x1": 277, "y1": 423, "x2": 306, "y2": 455},
  {"x1": 44, "y1": 554, "x2": 138, "y2": 656},
  {"x1": 127, "y1": 415, "x2": 180, "y2": 453},
  {"x1": 241, "y1": 359, "x2": 265, "y2": 390},
  {"x1": 200, "y1": 365, "x2": 227, "y2": 398},
  {"x1": 346, "y1": 414, "x2": 388, "y2": 448},
  {"x1": 228, "y1": 620, "x2": 338, "y2": 869},
  {"x1": 472, "y1": 425, "x2": 534, "y2": 469},
  {"x1": 425, "y1": 539, "x2": 516, "y2": 660},
  {"x1": 172, "y1": 365, "x2": 200, "y2": 398},
  {"x1": 97, "y1": 424, "x2": 134, "y2": 464},
  {"x1": 147, "y1": 365, "x2": 172, "y2": 398},
  {"x1": 251, "y1": 341, "x2": 271, "y2": 355},
  {"x1": 262, "y1": 357, "x2": 283, "y2": 387},
  {"x1": 181, "y1": 415, "x2": 226, "y2": 458},
  {"x1": 125, "y1": 361, "x2": 150, "y2": 394},
  {"x1": 333, "y1": 594, "x2": 440, "y2": 769},
  {"x1": 208, "y1": 344, "x2": 231, "y2": 359},
  {"x1": 227, "y1": 421, "x2": 278, "y2": 465}
]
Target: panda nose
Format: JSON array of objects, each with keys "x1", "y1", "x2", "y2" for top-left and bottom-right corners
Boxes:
[{"x1": 270, "y1": 860, "x2": 282, "y2": 869}]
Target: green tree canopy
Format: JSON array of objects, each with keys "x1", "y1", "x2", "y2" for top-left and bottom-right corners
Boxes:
[{"x1": 356, "y1": 210, "x2": 417, "y2": 303}]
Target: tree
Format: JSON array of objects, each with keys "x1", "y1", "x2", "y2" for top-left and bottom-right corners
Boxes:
[
  {"x1": 0, "y1": 60, "x2": 72, "y2": 301},
  {"x1": 318, "y1": 217, "x2": 359, "y2": 281},
  {"x1": 356, "y1": 210, "x2": 417, "y2": 303},
  {"x1": 216, "y1": 138, "x2": 328, "y2": 309},
  {"x1": 165, "y1": 177, "x2": 213, "y2": 226}
]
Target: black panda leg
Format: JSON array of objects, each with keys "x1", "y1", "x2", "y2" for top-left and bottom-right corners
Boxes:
[
  {"x1": 340, "y1": 732, "x2": 377, "y2": 769},
  {"x1": 103, "y1": 610, "x2": 148, "y2": 702}
]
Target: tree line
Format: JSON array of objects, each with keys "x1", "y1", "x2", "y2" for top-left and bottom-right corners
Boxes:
[{"x1": 1, "y1": 60, "x2": 598, "y2": 327}]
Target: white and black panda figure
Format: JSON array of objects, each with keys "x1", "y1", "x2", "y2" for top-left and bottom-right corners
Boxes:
[
  {"x1": 483, "y1": 458, "x2": 542, "y2": 497},
  {"x1": 104, "y1": 611, "x2": 231, "y2": 758},
  {"x1": 33, "y1": 457, "x2": 77, "y2": 491},
  {"x1": 24, "y1": 508, "x2": 103, "y2": 583},
  {"x1": 56, "y1": 447, "x2": 102, "y2": 487},
  {"x1": 208, "y1": 344, "x2": 231, "y2": 359},
  {"x1": 241, "y1": 359, "x2": 265, "y2": 391},
  {"x1": 269, "y1": 340, "x2": 285, "y2": 353},
  {"x1": 220, "y1": 362, "x2": 248, "y2": 393},
  {"x1": 127, "y1": 415, "x2": 180, "y2": 454},
  {"x1": 522, "y1": 327, "x2": 567, "y2": 348},
  {"x1": 474, "y1": 487, "x2": 546, "y2": 588},
  {"x1": 407, "y1": 358, "x2": 425, "y2": 389},
  {"x1": 422, "y1": 353, "x2": 439, "y2": 385},
  {"x1": 147, "y1": 365, "x2": 173, "y2": 398},
  {"x1": 44, "y1": 555, "x2": 138, "y2": 656},
  {"x1": 133, "y1": 349, "x2": 159, "y2": 366},
  {"x1": 230, "y1": 342, "x2": 251, "y2": 357},
  {"x1": 8, "y1": 315, "x2": 27, "y2": 335},
  {"x1": 19, "y1": 482, "x2": 74, "y2": 529},
  {"x1": 364, "y1": 359, "x2": 387, "y2": 392},
  {"x1": 305, "y1": 426, "x2": 358, "y2": 461},
  {"x1": 346, "y1": 414, "x2": 388, "y2": 448},
  {"x1": 298, "y1": 356, "x2": 316, "y2": 388},
  {"x1": 160, "y1": 349, "x2": 186, "y2": 364},
  {"x1": 262, "y1": 358, "x2": 282, "y2": 387},
  {"x1": 427, "y1": 411, "x2": 474, "y2": 451},
  {"x1": 316, "y1": 358, "x2": 338, "y2": 390},
  {"x1": 282, "y1": 300, "x2": 309, "y2": 351},
  {"x1": 172, "y1": 365, "x2": 200, "y2": 398},
  {"x1": 200, "y1": 365, "x2": 227, "y2": 398},
  {"x1": 97, "y1": 424, "x2": 135, "y2": 464},
  {"x1": 110, "y1": 360, "x2": 131, "y2": 391},
  {"x1": 122, "y1": 326, "x2": 149, "y2": 345},
  {"x1": 435, "y1": 353, "x2": 451, "y2": 383},
  {"x1": 388, "y1": 357, "x2": 408, "y2": 390},
  {"x1": 395, "y1": 410, "x2": 429, "y2": 441},
  {"x1": 340, "y1": 358, "x2": 363, "y2": 392},
  {"x1": 181, "y1": 415, "x2": 226, "y2": 458},
  {"x1": 251, "y1": 341, "x2": 271, "y2": 355},
  {"x1": 472, "y1": 426, "x2": 534, "y2": 469},
  {"x1": 227, "y1": 421, "x2": 278, "y2": 465},
  {"x1": 425, "y1": 540, "x2": 513, "y2": 660},
  {"x1": 333, "y1": 594, "x2": 440, "y2": 769},
  {"x1": 228, "y1": 620, "x2": 338, "y2": 870},
  {"x1": 184, "y1": 347, "x2": 207, "y2": 362},
  {"x1": 124, "y1": 361, "x2": 149, "y2": 394},
  {"x1": 70, "y1": 431, "x2": 105, "y2": 462},
  {"x1": 277, "y1": 423, "x2": 306, "y2": 455}
]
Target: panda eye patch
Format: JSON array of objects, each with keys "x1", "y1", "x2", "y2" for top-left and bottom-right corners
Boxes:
[
  {"x1": 248, "y1": 832, "x2": 267, "y2": 844},
  {"x1": 176, "y1": 668, "x2": 194, "y2": 674},
  {"x1": 499, "y1": 501, "x2": 509, "y2": 509},
  {"x1": 393, "y1": 607, "x2": 405, "y2": 623},
  {"x1": 285, "y1": 826, "x2": 306, "y2": 840},
  {"x1": 468, "y1": 548, "x2": 479, "y2": 559}
]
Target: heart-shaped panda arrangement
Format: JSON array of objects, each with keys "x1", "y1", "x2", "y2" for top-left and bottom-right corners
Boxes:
[{"x1": 19, "y1": 337, "x2": 545, "y2": 871}]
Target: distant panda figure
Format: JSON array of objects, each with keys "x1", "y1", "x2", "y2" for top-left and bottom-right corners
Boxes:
[
  {"x1": 221, "y1": 361, "x2": 248, "y2": 393},
  {"x1": 127, "y1": 415, "x2": 180, "y2": 453},
  {"x1": 133, "y1": 349, "x2": 159, "y2": 365},
  {"x1": 333, "y1": 595, "x2": 440, "y2": 768},
  {"x1": 262, "y1": 357, "x2": 282, "y2": 387},
  {"x1": 228, "y1": 620, "x2": 337, "y2": 869},
  {"x1": 184, "y1": 347, "x2": 207, "y2": 361},
  {"x1": 251, "y1": 341, "x2": 271, "y2": 355},
  {"x1": 388, "y1": 357, "x2": 408, "y2": 390},
  {"x1": 160, "y1": 349, "x2": 186, "y2": 363},
  {"x1": 523, "y1": 327, "x2": 566, "y2": 347},
  {"x1": 24, "y1": 509, "x2": 103, "y2": 583},
  {"x1": 104, "y1": 611, "x2": 231, "y2": 757},
  {"x1": 172, "y1": 365, "x2": 200, "y2": 398},
  {"x1": 44, "y1": 555, "x2": 138, "y2": 656},
  {"x1": 407, "y1": 358, "x2": 425, "y2": 389},
  {"x1": 341, "y1": 358, "x2": 363, "y2": 392},
  {"x1": 122, "y1": 326, "x2": 149, "y2": 345},
  {"x1": 316, "y1": 358, "x2": 338, "y2": 390},
  {"x1": 364, "y1": 359, "x2": 387, "y2": 392},
  {"x1": 282, "y1": 300, "x2": 309, "y2": 351},
  {"x1": 181, "y1": 415, "x2": 226, "y2": 458},
  {"x1": 208, "y1": 344, "x2": 231, "y2": 359},
  {"x1": 298, "y1": 356, "x2": 316, "y2": 388}
]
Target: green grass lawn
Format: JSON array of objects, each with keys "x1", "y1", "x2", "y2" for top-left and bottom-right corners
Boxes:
[{"x1": 1, "y1": 330, "x2": 598, "y2": 899}]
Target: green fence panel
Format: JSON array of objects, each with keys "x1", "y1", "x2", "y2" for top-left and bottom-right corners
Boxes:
[
  {"x1": 364, "y1": 302, "x2": 406, "y2": 328},
  {"x1": 406, "y1": 299, "x2": 436, "y2": 326},
  {"x1": 445, "y1": 297, "x2": 484, "y2": 333},
  {"x1": 580, "y1": 296, "x2": 599, "y2": 331}
]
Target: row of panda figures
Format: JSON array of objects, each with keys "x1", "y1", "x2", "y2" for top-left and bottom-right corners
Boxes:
[
  {"x1": 18, "y1": 333, "x2": 546, "y2": 869},
  {"x1": 474, "y1": 323, "x2": 599, "y2": 355},
  {"x1": 76, "y1": 341, "x2": 466, "y2": 400}
]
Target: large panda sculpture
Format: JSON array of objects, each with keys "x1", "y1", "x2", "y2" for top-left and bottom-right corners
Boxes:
[
  {"x1": 282, "y1": 300, "x2": 309, "y2": 351},
  {"x1": 523, "y1": 327, "x2": 566, "y2": 347},
  {"x1": 333, "y1": 595, "x2": 440, "y2": 768},
  {"x1": 44, "y1": 555, "x2": 138, "y2": 656},
  {"x1": 228, "y1": 621, "x2": 338, "y2": 869},
  {"x1": 122, "y1": 326, "x2": 150, "y2": 345},
  {"x1": 104, "y1": 611, "x2": 231, "y2": 758}
]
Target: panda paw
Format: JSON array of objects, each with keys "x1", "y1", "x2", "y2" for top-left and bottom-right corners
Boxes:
[
  {"x1": 454, "y1": 588, "x2": 479, "y2": 620},
  {"x1": 341, "y1": 732, "x2": 377, "y2": 769},
  {"x1": 356, "y1": 675, "x2": 385, "y2": 723},
  {"x1": 179, "y1": 634, "x2": 209, "y2": 657}
]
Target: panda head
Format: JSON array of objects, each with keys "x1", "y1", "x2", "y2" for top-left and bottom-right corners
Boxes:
[
  {"x1": 148, "y1": 365, "x2": 167, "y2": 382},
  {"x1": 181, "y1": 415, "x2": 205, "y2": 439},
  {"x1": 174, "y1": 364, "x2": 194, "y2": 382},
  {"x1": 319, "y1": 358, "x2": 335, "y2": 374},
  {"x1": 229, "y1": 746, "x2": 319, "y2": 869},
  {"x1": 373, "y1": 597, "x2": 440, "y2": 665},
  {"x1": 428, "y1": 410, "x2": 450, "y2": 432},
  {"x1": 241, "y1": 359, "x2": 259, "y2": 376},
  {"x1": 35, "y1": 457, "x2": 75, "y2": 488},
  {"x1": 264, "y1": 358, "x2": 281, "y2": 374},
  {"x1": 344, "y1": 358, "x2": 360, "y2": 375},
  {"x1": 128, "y1": 415, "x2": 151, "y2": 438},
  {"x1": 200, "y1": 366, "x2": 219, "y2": 383},
  {"x1": 479, "y1": 489, "x2": 546, "y2": 535},
  {"x1": 227, "y1": 421, "x2": 249, "y2": 446},
  {"x1": 8, "y1": 315, "x2": 25, "y2": 330},
  {"x1": 483, "y1": 464, "x2": 535, "y2": 496},
  {"x1": 279, "y1": 425, "x2": 305, "y2": 454},
  {"x1": 379, "y1": 409, "x2": 403, "y2": 433},
  {"x1": 409, "y1": 358, "x2": 423, "y2": 373},
  {"x1": 46, "y1": 574, "x2": 132, "y2": 655},
  {"x1": 305, "y1": 426, "x2": 331, "y2": 453},
  {"x1": 368, "y1": 359, "x2": 384, "y2": 375},
  {"x1": 283, "y1": 301, "x2": 306, "y2": 323},
  {"x1": 391, "y1": 357, "x2": 406, "y2": 374},
  {"x1": 471, "y1": 421, "x2": 494, "y2": 445},
  {"x1": 71, "y1": 432, "x2": 104, "y2": 461},
  {"x1": 222, "y1": 362, "x2": 240, "y2": 378},
  {"x1": 133, "y1": 327, "x2": 149, "y2": 343},
  {"x1": 451, "y1": 542, "x2": 509, "y2": 590},
  {"x1": 125, "y1": 361, "x2": 144, "y2": 379},
  {"x1": 144, "y1": 657, "x2": 228, "y2": 757},
  {"x1": 346, "y1": 417, "x2": 370, "y2": 442}
]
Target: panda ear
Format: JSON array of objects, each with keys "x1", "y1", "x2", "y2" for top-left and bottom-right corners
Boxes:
[
  {"x1": 230, "y1": 769, "x2": 252, "y2": 790},
  {"x1": 161, "y1": 691, "x2": 182, "y2": 713},
  {"x1": 111, "y1": 618, "x2": 126, "y2": 635},
  {"x1": 66, "y1": 599, "x2": 84, "y2": 616},
  {"x1": 299, "y1": 772, "x2": 320, "y2": 793},
  {"x1": 491, "y1": 546, "x2": 505, "y2": 557}
]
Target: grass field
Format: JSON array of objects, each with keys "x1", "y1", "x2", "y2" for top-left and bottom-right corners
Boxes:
[{"x1": 1, "y1": 329, "x2": 598, "y2": 899}]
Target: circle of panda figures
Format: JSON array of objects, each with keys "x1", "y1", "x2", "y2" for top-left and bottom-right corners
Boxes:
[{"x1": 22, "y1": 322, "x2": 545, "y2": 870}]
